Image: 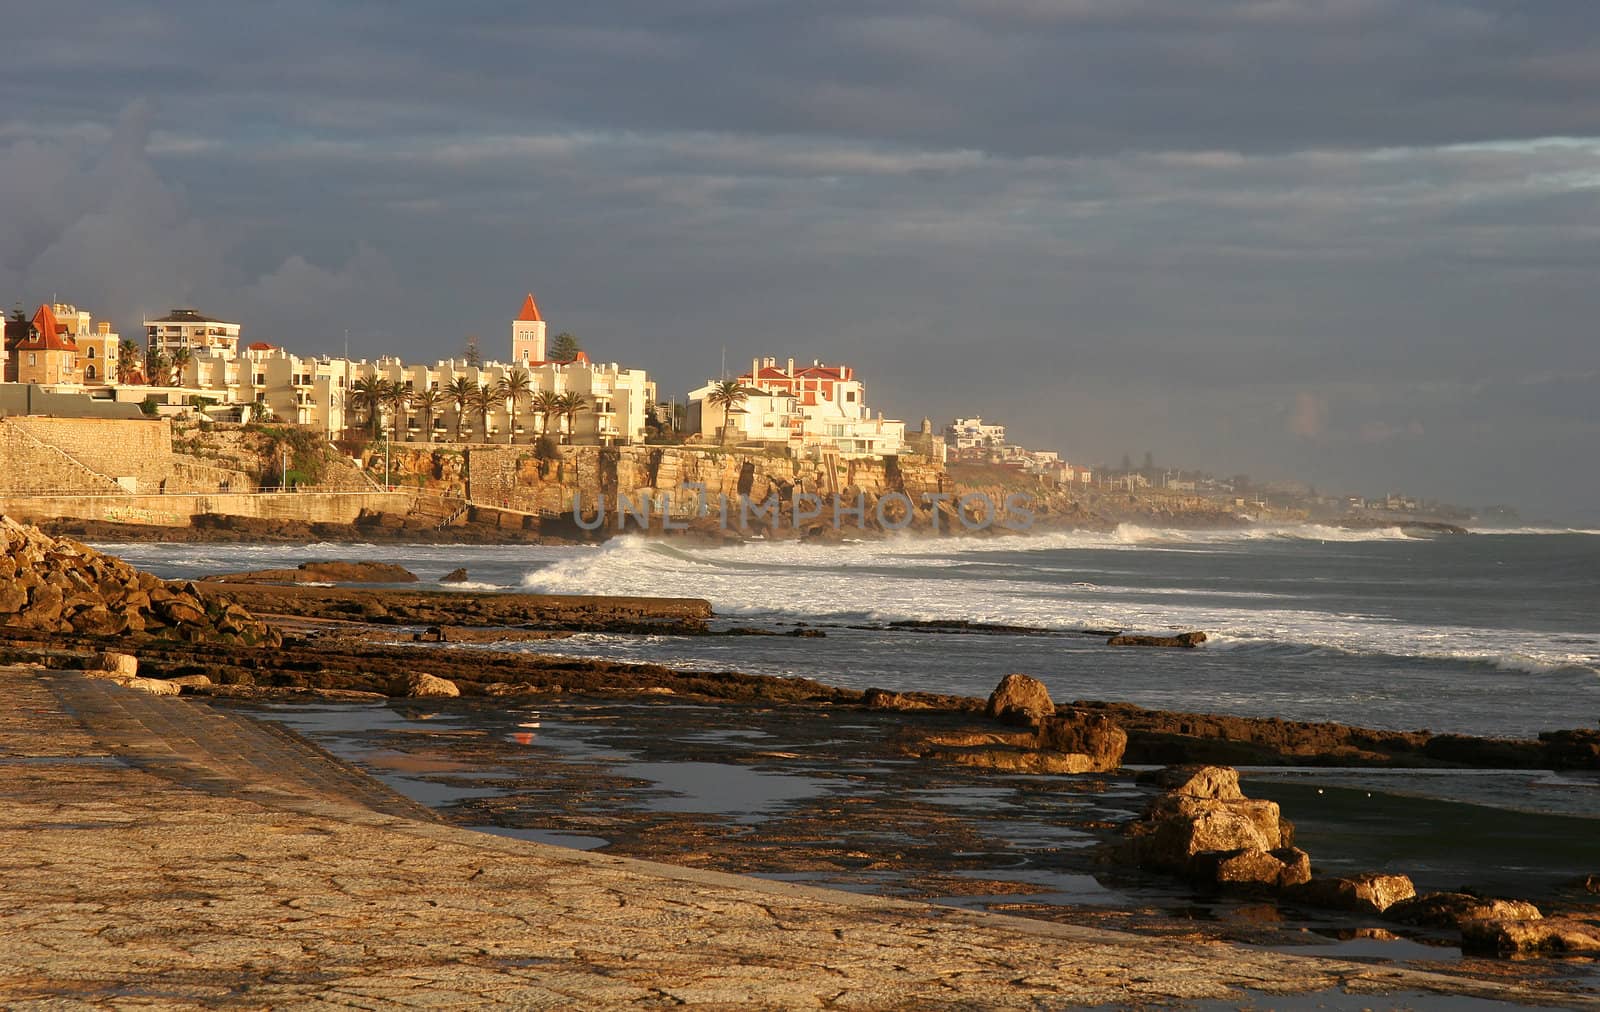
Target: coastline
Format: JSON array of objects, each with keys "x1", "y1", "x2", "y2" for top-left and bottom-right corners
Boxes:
[{"x1": 4, "y1": 518, "x2": 1598, "y2": 1005}]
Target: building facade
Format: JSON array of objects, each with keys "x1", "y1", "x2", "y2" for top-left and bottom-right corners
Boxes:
[
  {"x1": 145, "y1": 308, "x2": 241, "y2": 359},
  {"x1": 688, "y1": 357, "x2": 906, "y2": 457}
]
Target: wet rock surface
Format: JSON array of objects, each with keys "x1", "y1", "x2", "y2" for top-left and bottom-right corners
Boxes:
[{"x1": 208, "y1": 560, "x2": 420, "y2": 584}]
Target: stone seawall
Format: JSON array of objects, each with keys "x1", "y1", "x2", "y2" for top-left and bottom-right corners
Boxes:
[
  {"x1": 0, "y1": 490, "x2": 413, "y2": 527},
  {"x1": 1, "y1": 416, "x2": 172, "y2": 493}
]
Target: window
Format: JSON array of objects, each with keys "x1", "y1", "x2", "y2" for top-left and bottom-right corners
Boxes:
[
  {"x1": 86, "y1": 365, "x2": 97, "y2": 380},
  {"x1": 86, "y1": 347, "x2": 96, "y2": 359},
  {"x1": 28, "y1": 353, "x2": 36, "y2": 366}
]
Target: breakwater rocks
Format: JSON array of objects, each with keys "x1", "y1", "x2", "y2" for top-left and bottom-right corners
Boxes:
[{"x1": 0, "y1": 517, "x2": 278, "y2": 646}]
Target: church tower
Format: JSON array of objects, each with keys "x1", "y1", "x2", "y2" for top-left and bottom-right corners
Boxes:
[{"x1": 511, "y1": 292, "x2": 546, "y2": 365}]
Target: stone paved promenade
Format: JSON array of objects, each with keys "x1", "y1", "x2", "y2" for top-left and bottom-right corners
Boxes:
[{"x1": 0, "y1": 665, "x2": 1584, "y2": 1010}]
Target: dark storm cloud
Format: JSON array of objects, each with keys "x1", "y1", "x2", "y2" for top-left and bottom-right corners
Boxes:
[{"x1": 1, "y1": 1, "x2": 1598, "y2": 515}]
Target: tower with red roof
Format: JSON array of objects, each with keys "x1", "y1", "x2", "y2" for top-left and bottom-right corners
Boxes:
[{"x1": 511, "y1": 292, "x2": 546, "y2": 366}]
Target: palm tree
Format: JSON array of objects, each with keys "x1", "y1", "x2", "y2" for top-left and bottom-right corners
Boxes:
[
  {"x1": 349, "y1": 375, "x2": 391, "y2": 439},
  {"x1": 412, "y1": 387, "x2": 444, "y2": 441},
  {"x1": 168, "y1": 347, "x2": 192, "y2": 386},
  {"x1": 116, "y1": 340, "x2": 141, "y2": 384},
  {"x1": 530, "y1": 389, "x2": 561, "y2": 440},
  {"x1": 496, "y1": 368, "x2": 533, "y2": 444},
  {"x1": 704, "y1": 379, "x2": 750, "y2": 445},
  {"x1": 556, "y1": 390, "x2": 589, "y2": 444},
  {"x1": 467, "y1": 384, "x2": 495, "y2": 441},
  {"x1": 144, "y1": 346, "x2": 168, "y2": 387},
  {"x1": 446, "y1": 376, "x2": 474, "y2": 441},
  {"x1": 383, "y1": 383, "x2": 413, "y2": 442}
]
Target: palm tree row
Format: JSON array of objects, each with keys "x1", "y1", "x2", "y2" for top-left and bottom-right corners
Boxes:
[{"x1": 347, "y1": 372, "x2": 591, "y2": 444}]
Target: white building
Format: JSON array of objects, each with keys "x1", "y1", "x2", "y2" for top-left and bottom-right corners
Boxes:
[
  {"x1": 145, "y1": 308, "x2": 241, "y2": 359},
  {"x1": 688, "y1": 357, "x2": 906, "y2": 457},
  {"x1": 945, "y1": 417, "x2": 1007, "y2": 451}
]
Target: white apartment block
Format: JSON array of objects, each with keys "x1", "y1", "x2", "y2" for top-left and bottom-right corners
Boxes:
[
  {"x1": 145, "y1": 308, "x2": 241, "y2": 359},
  {"x1": 688, "y1": 357, "x2": 906, "y2": 457}
]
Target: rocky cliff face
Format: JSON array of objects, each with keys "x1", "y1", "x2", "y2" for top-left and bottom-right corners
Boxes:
[{"x1": 0, "y1": 516, "x2": 279, "y2": 646}]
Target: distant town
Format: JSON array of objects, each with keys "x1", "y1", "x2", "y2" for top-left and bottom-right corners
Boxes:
[{"x1": 2, "y1": 293, "x2": 1513, "y2": 525}]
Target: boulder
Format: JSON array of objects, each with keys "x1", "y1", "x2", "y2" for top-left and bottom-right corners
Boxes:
[
  {"x1": 1107, "y1": 631, "x2": 1208, "y2": 648},
  {"x1": 1034, "y1": 710, "x2": 1126, "y2": 770},
  {"x1": 90, "y1": 652, "x2": 140, "y2": 678},
  {"x1": 1190, "y1": 847, "x2": 1312, "y2": 889},
  {"x1": 1460, "y1": 916, "x2": 1600, "y2": 957},
  {"x1": 1121, "y1": 765, "x2": 1298, "y2": 879},
  {"x1": 985, "y1": 673, "x2": 1055, "y2": 726},
  {"x1": 1287, "y1": 873, "x2": 1416, "y2": 914},
  {"x1": 1141, "y1": 764, "x2": 1244, "y2": 801},
  {"x1": 0, "y1": 580, "x2": 27, "y2": 613},
  {"x1": 166, "y1": 674, "x2": 215, "y2": 690},
  {"x1": 1384, "y1": 893, "x2": 1542, "y2": 929},
  {"x1": 388, "y1": 672, "x2": 460, "y2": 698},
  {"x1": 440, "y1": 567, "x2": 470, "y2": 583}
]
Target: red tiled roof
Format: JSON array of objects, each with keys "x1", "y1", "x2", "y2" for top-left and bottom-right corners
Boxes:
[
  {"x1": 16, "y1": 304, "x2": 78, "y2": 353},
  {"x1": 247, "y1": 342, "x2": 277, "y2": 351},
  {"x1": 518, "y1": 293, "x2": 542, "y2": 322}
]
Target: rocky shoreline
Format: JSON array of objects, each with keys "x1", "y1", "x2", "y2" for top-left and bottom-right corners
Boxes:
[{"x1": 3, "y1": 517, "x2": 1596, "y2": 983}]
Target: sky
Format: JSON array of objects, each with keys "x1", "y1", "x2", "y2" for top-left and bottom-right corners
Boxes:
[{"x1": 2, "y1": 1, "x2": 1597, "y2": 519}]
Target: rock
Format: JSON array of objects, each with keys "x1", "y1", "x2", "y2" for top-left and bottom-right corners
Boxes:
[
  {"x1": 1583, "y1": 874, "x2": 1600, "y2": 895},
  {"x1": 1121, "y1": 766, "x2": 1298, "y2": 878},
  {"x1": 440, "y1": 567, "x2": 470, "y2": 583},
  {"x1": 1190, "y1": 847, "x2": 1312, "y2": 889},
  {"x1": 1, "y1": 517, "x2": 277, "y2": 647},
  {"x1": 1384, "y1": 893, "x2": 1542, "y2": 929},
  {"x1": 388, "y1": 672, "x2": 460, "y2": 698},
  {"x1": 1139, "y1": 764, "x2": 1244, "y2": 801},
  {"x1": 166, "y1": 674, "x2": 215, "y2": 690},
  {"x1": 123, "y1": 677, "x2": 181, "y2": 696},
  {"x1": 1107, "y1": 631, "x2": 1208, "y2": 648},
  {"x1": 0, "y1": 579, "x2": 27, "y2": 613},
  {"x1": 208, "y1": 560, "x2": 419, "y2": 584},
  {"x1": 1460, "y1": 916, "x2": 1600, "y2": 957},
  {"x1": 1034, "y1": 710, "x2": 1126, "y2": 770},
  {"x1": 985, "y1": 673, "x2": 1055, "y2": 726},
  {"x1": 864, "y1": 687, "x2": 930, "y2": 711},
  {"x1": 1286, "y1": 873, "x2": 1416, "y2": 914},
  {"x1": 90, "y1": 652, "x2": 139, "y2": 678}
]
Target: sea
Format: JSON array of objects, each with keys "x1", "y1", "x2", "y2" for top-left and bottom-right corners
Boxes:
[{"x1": 104, "y1": 524, "x2": 1600, "y2": 739}]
